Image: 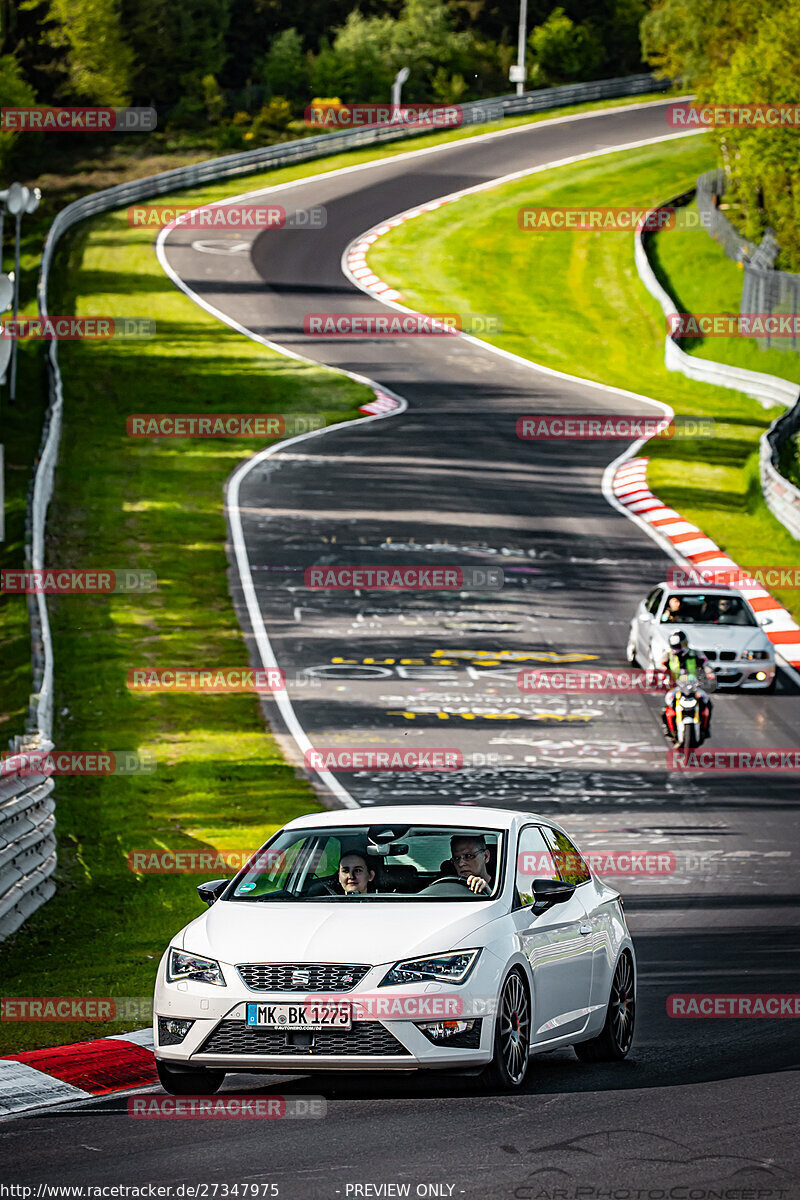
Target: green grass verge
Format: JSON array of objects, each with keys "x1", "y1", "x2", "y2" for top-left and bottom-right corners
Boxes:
[
  {"x1": 0, "y1": 199, "x2": 370, "y2": 1054},
  {"x1": 0, "y1": 90, "x2": 678, "y2": 1054},
  {"x1": 653, "y1": 197, "x2": 800, "y2": 494},
  {"x1": 651, "y1": 197, "x2": 800, "y2": 385},
  {"x1": 368, "y1": 133, "x2": 800, "y2": 621}
]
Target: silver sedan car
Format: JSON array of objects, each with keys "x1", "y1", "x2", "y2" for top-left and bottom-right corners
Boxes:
[{"x1": 626, "y1": 583, "x2": 776, "y2": 691}]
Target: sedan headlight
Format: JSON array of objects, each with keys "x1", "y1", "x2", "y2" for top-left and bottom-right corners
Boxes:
[
  {"x1": 167, "y1": 948, "x2": 226, "y2": 986},
  {"x1": 379, "y1": 950, "x2": 480, "y2": 987},
  {"x1": 742, "y1": 650, "x2": 770, "y2": 661}
]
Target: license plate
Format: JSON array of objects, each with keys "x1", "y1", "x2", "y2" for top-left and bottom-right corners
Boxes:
[{"x1": 246, "y1": 1002, "x2": 351, "y2": 1030}]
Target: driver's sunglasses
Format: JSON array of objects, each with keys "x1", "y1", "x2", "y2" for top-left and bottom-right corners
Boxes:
[{"x1": 452, "y1": 851, "x2": 484, "y2": 864}]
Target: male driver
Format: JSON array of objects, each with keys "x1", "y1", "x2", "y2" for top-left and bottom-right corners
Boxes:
[
  {"x1": 662, "y1": 595, "x2": 684, "y2": 622},
  {"x1": 450, "y1": 835, "x2": 492, "y2": 895},
  {"x1": 338, "y1": 851, "x2": 375, "y2": 895}
]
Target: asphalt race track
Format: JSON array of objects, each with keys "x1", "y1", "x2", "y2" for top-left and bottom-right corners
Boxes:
[{"x1": 4, "y1": 99, "x2": 798, "y2": 1197}]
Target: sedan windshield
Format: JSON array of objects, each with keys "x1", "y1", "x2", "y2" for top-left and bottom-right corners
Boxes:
[
  {"x1": 659, "y1": 593, "x2": 756, "y2": 626},
  {"x1": 225, "y1": 825, "x2": 505, "y2": 902}
]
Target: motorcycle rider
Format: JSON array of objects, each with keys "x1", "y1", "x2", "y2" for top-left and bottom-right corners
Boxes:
[{"x1": 659, "y1": 630, "x2": 714, "y2": 739}]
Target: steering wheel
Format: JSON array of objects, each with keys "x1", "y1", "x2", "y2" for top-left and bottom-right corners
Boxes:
[
  {"x1": 308, "y1": 880, "x2": 339, "y2": 896},
  {"x1": 428, "y1": 875, "x2": 473, "y2": 888}
]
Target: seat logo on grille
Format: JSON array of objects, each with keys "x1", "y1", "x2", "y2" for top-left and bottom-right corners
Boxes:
[{"x1": 291, "y1": 969, "x2": 311, "y2": 988}]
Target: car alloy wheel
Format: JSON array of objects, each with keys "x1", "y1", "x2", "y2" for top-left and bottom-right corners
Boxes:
[
  {"x1": 484, "y1": 970, "x2": 530, "y2": 1088},
  {"x1": 609, "y1": 952, "x2": 635, "y2": 1054},
  {"x1": 574, "y1": 952, "x2": 635, "y2": 1062}
]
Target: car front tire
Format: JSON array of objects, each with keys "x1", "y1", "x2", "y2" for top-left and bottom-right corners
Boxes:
[
  {"x1": 625, "y1": 633, "x2": 638, "y2": 666},
  {"x1": 482, "y1": 969, "x2": 531, "y2": 1089},
  {"x1": 573, "y1": 952, "x2": 635, "y2": 1063},
  {"x1": 156, "y1": 1059, "x2": 226, "y2": 1095}
]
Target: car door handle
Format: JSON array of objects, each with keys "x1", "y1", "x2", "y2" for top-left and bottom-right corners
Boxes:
[{"x1": 579, "y1": 923, "x2": 592, "y2": 935}]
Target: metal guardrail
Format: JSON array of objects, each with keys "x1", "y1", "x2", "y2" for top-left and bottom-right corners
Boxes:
[
  {"x1": 635, "y1": 194, "x2": 800, "y2": 541},
  {"x1": 0, "y1": 747, "x2": 56, "y2": 941},
  {"x1": 695, "y1": 168, "x2": 759, "y2": 264},
  {"x1": 762, "y1": 402, "x2": 800, "y2": 539},
  {"x1": 696, "y1": 168, "x2": 800, "y2": 353},
  {"x1": 1, "y1": 72, "x2": 669, "y2": 943}
]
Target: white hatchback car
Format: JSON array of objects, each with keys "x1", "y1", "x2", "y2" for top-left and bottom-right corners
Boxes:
[
  {"x1": 153, "y1": 805, "x2": 636, "y2": 1093},
  {"x1": 626, "y1": 583, "x2": 776, "y2": 690}
]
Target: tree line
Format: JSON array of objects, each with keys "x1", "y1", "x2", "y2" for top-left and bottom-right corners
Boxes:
[
  {"x1": 1, "y1": 0, "x2": 798, "y2": 272},
  {"x1": 0, "y1": 0, "x2": 646, "y2": 131},
  {"x1": 644, "y1": 0, "x2": 800, "y2": 270}
]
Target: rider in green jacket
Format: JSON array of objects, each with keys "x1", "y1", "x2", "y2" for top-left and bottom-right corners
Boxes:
[{"x1": 659, "y1": 630, "x2": 715, "y2": 738}]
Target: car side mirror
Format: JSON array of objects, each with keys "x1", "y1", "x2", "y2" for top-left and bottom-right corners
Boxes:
[
  {"x1": 532, "y1": 878, "x2": 575, "y2": 907},
  {"x1": 197, "y1": 879, "x2": 229, "y2": 907}
]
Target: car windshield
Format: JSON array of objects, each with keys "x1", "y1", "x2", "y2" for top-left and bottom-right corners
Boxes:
[
  {"x1": 225, "y1": 825, "x2": 505, "y2": 902},
  {"x1": 659, "y1": 593, "x2": 756, "y2": 626}
]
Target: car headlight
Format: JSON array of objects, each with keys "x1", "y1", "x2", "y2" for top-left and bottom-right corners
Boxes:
[
  {"x1": 742, "y1": 650, "x2": 770, "y2": 661},
  {"x1": 379, "y1": 950, "x2": 480, "y2": 987},
  {"x1": 167, "y1": 948, "x2": 226, "y2": 986}
]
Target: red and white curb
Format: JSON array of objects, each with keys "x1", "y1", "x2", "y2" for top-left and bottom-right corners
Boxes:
[
  {"x1": 358, "y1": 389, "x2": 403, "y2": 416},
  {"x1": 613, "y1": 457, "x2": 800, "y2": 668},
  {"x1": 0, "y1": 1028, "x2": 155, "y2": 1115},
  {"x1": 344, "y1": 197, "x2": 461, "y2": 303}
]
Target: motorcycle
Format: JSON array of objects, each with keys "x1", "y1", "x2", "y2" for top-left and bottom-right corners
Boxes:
[{"x1": 665, "y1": 671, "x2": 713, "y2": 752}]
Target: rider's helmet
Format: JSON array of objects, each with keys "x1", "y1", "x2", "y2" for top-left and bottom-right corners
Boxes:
[{"x1": 668, "y1": 630, "x2": 689, "y2": 652}]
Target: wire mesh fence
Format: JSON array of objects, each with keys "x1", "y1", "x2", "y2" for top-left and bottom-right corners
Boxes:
[{"x1": 696, "y1": 168, "x2": 800, "y2": 352}]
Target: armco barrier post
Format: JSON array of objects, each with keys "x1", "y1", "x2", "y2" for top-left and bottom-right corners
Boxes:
[{"x1": 0, "y1": 741, "x2": 56, "y2": 941}]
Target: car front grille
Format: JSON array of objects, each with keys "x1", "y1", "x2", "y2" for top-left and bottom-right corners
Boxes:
[
  {"x1": 719, "y1": 651, "x2": 736, "y2": 661},
  {"x1": 236, "y1": 963, "x2": 370, "y2": 992},
  {"x1": 198, "y1": 1020, "x2": 411, "y2": 1056}
]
